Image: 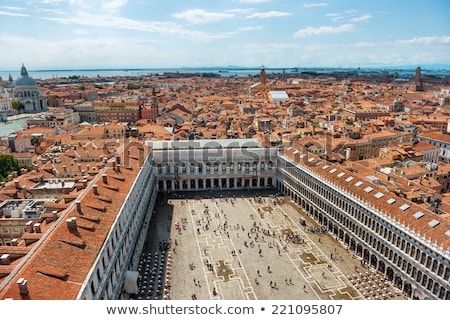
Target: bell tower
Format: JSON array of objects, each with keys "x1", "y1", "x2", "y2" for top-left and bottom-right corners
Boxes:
[
  {"x1": 150, "y1": 87, "x2": 159, "y2": 121},
  {"x1": 260, "y1": 65, "x2": 266, "y2": 85}
]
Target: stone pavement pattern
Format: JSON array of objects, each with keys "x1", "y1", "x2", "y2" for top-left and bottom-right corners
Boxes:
[{"x1": 134, "y1": 190, "x2": 406, "y2": 300}]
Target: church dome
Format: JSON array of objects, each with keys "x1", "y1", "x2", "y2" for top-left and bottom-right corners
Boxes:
[{"x1": 15, "y1": 64, "x2": 36, "y2": 86}]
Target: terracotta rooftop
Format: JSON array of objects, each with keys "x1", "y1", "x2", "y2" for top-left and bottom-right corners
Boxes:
[
  {"x1": 0, "y1": 140, "x2": 149, "y2": 300},
  {"x1": 281, "y1": 147, "x2": 450, "y2": 252}
]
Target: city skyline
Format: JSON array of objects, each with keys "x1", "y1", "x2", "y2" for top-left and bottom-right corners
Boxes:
[{"x1": 0, "y1": 1, "x2": 449, "y2": 70}]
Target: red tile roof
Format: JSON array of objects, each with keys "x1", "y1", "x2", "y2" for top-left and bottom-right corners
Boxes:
[{"x1": 0, "y1": 140, "x2": 149, "y2": 300}]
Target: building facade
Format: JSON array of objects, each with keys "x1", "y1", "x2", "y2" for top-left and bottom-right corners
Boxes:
[
  {"x1": 93, "y1": 98, "x2": 140, "y2": 123},
  {"x1": 12, "y1": 65, "x2": 48, "y2": 114},
  {"x1": 147, "y1": 139, "x2": 278, "y2": 192},
  {"x1": 277, "y1": 147, "x2": 450, "y2": 300}
]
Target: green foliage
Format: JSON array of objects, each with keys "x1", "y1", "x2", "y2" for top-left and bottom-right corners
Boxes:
[
  {"x1": 0, "y1": 155, "x2": 21, "y2": 182},
  {"x1": 127, "y1": 83, "x2": 140, "y2": 90},
  {"x1": 11, "y1": 99, "x2": 23, "y2": 111},
  {"x1": 77, "y1": 85, "x2": 86, "y2": 90}
]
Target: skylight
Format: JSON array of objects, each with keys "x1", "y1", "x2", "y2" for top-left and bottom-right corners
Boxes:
[
  {"x1": 428, "y1": 220, "x2": 440, "y2": 228},
  {"x1": 345, "y1": 176, "x2": 354, "y2": 182},
  {"x1": 445, "y1": 230, "x2": 450, "y2": 238},
  {"x1": 323, "y1": 165, "x2": 330, "y2": 170},
  {"x1": 387, "y1": 198, "x2": 396, "y2": 204},
  {"x1": 354, "y1": 181, "x2": 363, "y2": 187},
  {"x1": 399, "y1": 204, "x2": 410, "y2": 211},
  {"x1": 330, "y1": 168, "x2": 337, "y2": 174},
  {"x1": 374, "y1": 192, "x2": 384, "y2": 199},
  {"x1": 364, "y1": 186, "x2": 374, "y2": 193},
  {"x1": 337, "y1": 172, "x2": 345, "y2": 178},
  {"x1": 308, "y1": 157, "x2": 315, "y2": 162},
  {"x1": 413, "y1": 211, "x2": 425, "y2": 219}
]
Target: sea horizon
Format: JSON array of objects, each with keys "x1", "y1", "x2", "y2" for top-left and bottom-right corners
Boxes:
[{"x1": 1, "y1": 64, "x2": 450, "y2": 81}]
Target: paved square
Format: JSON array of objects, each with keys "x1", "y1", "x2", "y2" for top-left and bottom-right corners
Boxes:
[{"x1": 135, "y1": 190, "x2": 406, "y2": 301}]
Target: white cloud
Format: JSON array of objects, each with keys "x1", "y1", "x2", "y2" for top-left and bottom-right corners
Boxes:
[
  {"x1": 237, "y1": 0, "x2": 272, "y2": 3},
  {"x1": 396, "y1": 36, "x2": 450, "y2": 45},
  {"x1": 351, "y1": 14, "x2": 372, "y2": 22},
  {"x1": 326, "y1": 13, "x2": 343, "y2": 22},
  {"x1": 41, "y1": 12, "x2": 237, "y2": 42},
  {"x1": 226, "y1": 8, "x2": 256, "y2": 15},
  {"x1": 102, "y1": 0, "x2": 127, "y2": 14},
  {"x1": 246, "y1": 11, "x2": 292, "y2": 19},
  {"x1": 294, "y1": 24, "x2": 355, "y2": 38},
  {"x1": 38, "y1": 0, "x2": 63, "y2": 4},
  {"x1": 303, "y1": 3, "x2": 328, "y2": 8},
  {"x1": 0, "y1": 6, "x2": 25, "y2": 11},
  {"x1": 237, "y1": 26, "x2": 264, "y2": 31},
  {"x1": 0, "y1": 10, "x2": 29, "y2": 17},
  {"x1": 172, "y1": 9, "x2": 234, "y2": 24}
]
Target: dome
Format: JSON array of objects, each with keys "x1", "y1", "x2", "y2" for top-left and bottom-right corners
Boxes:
[
  {"x1": 15, "y1": 64, "x2": 36, "y2": 86},
  {"x1": 16, "y1": 76, "x2": 36, "y2": 86}
]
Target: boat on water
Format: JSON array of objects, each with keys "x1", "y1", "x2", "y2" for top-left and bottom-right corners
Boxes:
[{"x1": 218, "y1": 70, "x2": 229, "y2": 73}]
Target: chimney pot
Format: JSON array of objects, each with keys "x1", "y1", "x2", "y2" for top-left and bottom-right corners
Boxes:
[
  {"x1": 67, "y1": 217, "x2": 77, "y2": 231},
  {"x1": 1, "y1": 254, "x2": 11, "y2": 265},
  {"x1": 17, "y1": 278, "x2": 29, "y2": 296},
  {"x1": 93, "y1": 184, "x2": 99, "y2": 195},
  {"x1": 33, "y1": 223, "x2": 41, "y2": 233},
  {"x1": 76, "y1": 200, "x2": 82, "y2": 213},
  {"x1": 25, "y1": 221, "x2": 34, "y2": 233},
  {"x1": 102, "y1": 174, "x2": 108, "y2": 184}
]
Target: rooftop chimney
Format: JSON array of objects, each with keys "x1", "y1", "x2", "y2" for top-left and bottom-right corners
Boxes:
[
  {"x1": 11, "y1": 238, "x2": 18, "y2": 246},
  {"x1": 76, "y1": 200, "x2": 82, "y2": 213},
  {"x1": 117, "y1": 164, "x2": 121, "y2": 173},
  {"x1": 14, "y1": 180, "x2": 21, "y2": 189},
  {"x1": 66, "y1": 217, "x2": 77, "y2": 231},
  {"x1": 17, "y1": 278, "x2": 29, "y2": 296},
  {"x1": 93, "y1": 184, "x2": 99, "y2": 195},
  {"x1": 102, "y1": 174, "x2": 108, "y2": 184},
  {"x1": 33, "y1": 223, "x2": 41, "y2": 233},
  {"x1": 1, "y1": 254, "x2": 11, "y2": 265},
  {"x1": 25, "y1": 221, "x2": 34, "y2": 233}
]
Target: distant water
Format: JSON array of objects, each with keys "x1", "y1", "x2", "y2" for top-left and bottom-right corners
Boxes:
[
  {"x1": 0, "y1": 118, "x2": 28, "y2": 136},
  {"x1": 0, "y1": 68, "x2": 270, "y2": 81},
  {"x1": 1, "y1": 66, "x2": 449, "y2": 81},
  {"x1": 3, "y1": 66, "x2": 448, "y2": 81}
]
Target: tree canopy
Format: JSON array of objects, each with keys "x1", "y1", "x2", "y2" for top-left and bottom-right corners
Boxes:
[{"x1": 0, "y1": 154, "x2": 20, "y2": 182}]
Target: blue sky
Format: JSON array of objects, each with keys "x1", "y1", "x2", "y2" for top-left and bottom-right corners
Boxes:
[{"x1": 0, "y1": 0, "x2": 449, "y2": 70}]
